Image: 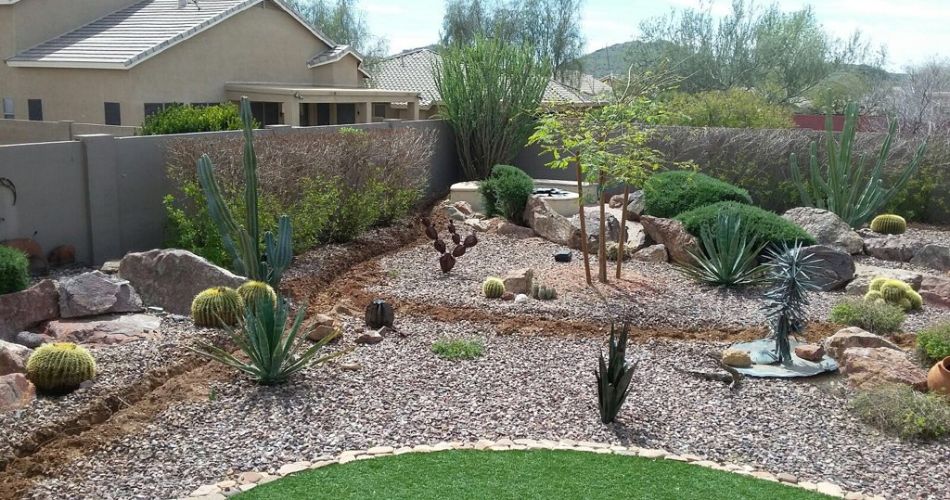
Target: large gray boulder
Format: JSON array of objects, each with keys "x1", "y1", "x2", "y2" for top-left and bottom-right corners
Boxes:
[
  {"x1": 58, "y1": 271, "x2": 143, "y2": 318},
  {"x1": 782, "y1": 207, "x2": 864, "y2": 254},
  {"x1": 800, "y1": 245, "x2": 854, "y2": 291},
  {"x1": 640, "y1": 216, "x2": 699, "y2": 266},
  {"x1": 0, "y1": 280, "x2": 60, "y2": 342},
  {"x1": 118, "y1": 249, "x2": 246, "y2": 315},
  {"x1": 863, "y1": 235, "x2": 922, "y2": 262},
  {"x1": 570, "y1": 210, "x2": 621, "y2": 249},
  {"x1": 909, "y1": 244, "x2": 950, "y2": 271},
  {"x1": 523, "y1": 197, "x2": 581, "y2": 249}
]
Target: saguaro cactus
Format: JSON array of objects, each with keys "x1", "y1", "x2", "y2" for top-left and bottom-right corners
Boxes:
[{"x1": 197, "y1": 97, "x2": 292, "y2": 288}]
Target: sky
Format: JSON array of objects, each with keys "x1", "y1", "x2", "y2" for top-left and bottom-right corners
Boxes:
[{"x1": 362, "y1": 0, "x2": 950, "y2": 71}]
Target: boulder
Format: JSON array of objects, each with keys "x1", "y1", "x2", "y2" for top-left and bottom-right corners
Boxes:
[
  {"x1": 100, "y1": 260, "x2": 121, "y2": 274},
  {"x1": 306, "y1": 314, "x2": 339, "y2": 342},
  {"x1": 118, "y1": 249, "x2": 245, "y2": 315},
  {"x1": 47, "y1": 245, "x2": 76, "y2": 268},
  {"x1": 0, "y1": 280, "x2": 60, "y2": 342},
  {"x1": 493, "y1": 220, "x2": 536, "y2": 239},
  {"x1": 58, "y1": 271, "x2": 144, "y2": 319},
  {"x1": 42, "y1": 313, "x2": 162, "y2": 345},
  {"x1": 441, "y1": 203, "x2": 466, "y2": 221},
  {"x1": 523, "y1": 197, "x2": 581, "y2": 248},
  {"x1": 909, "y1": 244, "x2": 950, "y2": 271},
  {"x1": 0, "y1": 340, "x2": 31, "y2": 375},
  {"x1": 721, "y1": 349, "x2": 752, "y2": 368},
  {"x1": 569, "y1": 210, "x2": 621, "y2": 248},
  {"x1": 464, "y1": 218, "x2": 489, "y2": 232},
  {"x1": 625, "y1": 190, "x2": 645, "y2": 221},
  {"x1": 452, "y1": 201, "x2": 474, "y2": 216},
  {"x1": 844, "y1": 264, "x2": 922, "y2": 295},
  {"x1": 823, "y1": 326, "x2": 899, "y2": 361},
  {"x1": 920, "y1": 275, "x2": 950, "y2": 308},
  {"x1": 839, "y1": 347, "x2": 928, "y2": 390},
  {"x1": 782, "y1": 207, "x2": 864, "y2": 254},
  {"x1": 794, "y1": 344, "x2": 825, "y2": 362},
  {"x1": 1, "y1": 238, "x2": 48, "y2": 275},
  {"x1": 502, "y1": 268, "x2": 534, "y2": 295},
  {"x1": 863, "y1": 236, "x2": 921, "y2": 262},
  {"x1": 608, "y1": 194, "x2": 625, "y2": 208},
  {"x1": 0, "y1": 373, "x2": 35, "y2": 412},
  {"x1": 14, "y1": 331, "x2": 51, "y2": 349},
  {"x1": 800, "y1": 245, "x2": 854, "y2": 291},
  {"x1": 639, "y1": 216, "x2": 699, "y2": 266},
  {"x1": 632, "y1": 244, "x2": 668, "y2": 263}
]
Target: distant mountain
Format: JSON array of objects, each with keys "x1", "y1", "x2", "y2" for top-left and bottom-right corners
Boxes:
[{"x1": 577, "y1": 41, "x2": 670, "y2": 78}]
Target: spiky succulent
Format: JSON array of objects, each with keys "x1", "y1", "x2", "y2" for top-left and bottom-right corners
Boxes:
[
  {"x1": 865, "y1": 277, "x2": 922, "y2": 311},
  {"x1": 762, "y1": 244, "x2": 821, "y2": 365},
  {"x1": 869, "y1": 214, "x2": 907, "y2": 235},
  {"x1": 191, "y1": 287, "x2": 244, "y2": 328},
  {"x1": 237, "y1": 281, "x2": 277, "y2": 312},
  {"x1": 595, "y1": 322, "x2": 636, "y2": 424},
  {"x1": 365, "y1": 299, "x2": 395, "y2": 329},
  {"x1": 26, "y1": 342, "x2": 96, "y2": 394},
  {"x1": 482, "y1": 277, "x2": 505, "y2": 298}
]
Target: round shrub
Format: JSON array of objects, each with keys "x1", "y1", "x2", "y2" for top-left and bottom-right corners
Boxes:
[
  {"x1": 191, "y1": 287, "x2": 244, "y2": 328},
  {"x1": 479, "y1": 165, "x2": 535, "y2": 224},
  {"x1": 851, "y1": 384, "x2": 950, "y2": 440},
  {"x1": 829, "y1": 298, "x2": 905, "y2": 335},
  {"x1": 675, "y1": 201, "x2": 815, "y2": 249},
  {"x1": 26, "y1": 342, "x2": 96, "y2": 395},
  {"x1": 482, "y1": 277, "x2": 505, "y2": 299},
  {"x1": 237, "y1": 281, "x2": 277, "y2": 312},
  {"x1": 0, "y1": 245, "x2": 30, "y2": 295},
  {"x1": 917, "y1": 322, "x2": 950, "y2": 363},
  {"x1": 643, "y1": 171, "x2": 752, "y2": 218}
]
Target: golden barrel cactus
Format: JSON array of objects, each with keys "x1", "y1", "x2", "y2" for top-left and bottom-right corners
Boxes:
[
  {"x1": 869, "y1": 214, "x2": 907, "y2": 235},
  {"x1": 482, "y1": 277, "x2": 505, "y2": 299},
  {"x1": 237, "y1": 280, "x2": 277, "y2": 312},
  {"x1": 191, "y1": 286, "x2": 244, "y2": 327},
  {"x1": 26, "y1": 342, "x2": 96, "y2": 394}
]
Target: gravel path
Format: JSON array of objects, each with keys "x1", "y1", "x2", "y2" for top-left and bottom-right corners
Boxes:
[
  {"x1": 27, "y1": 317, "x2": 949, "y2": 500},
  {"x1": 377, "y1": 232, "x2": 950, "y2": 333}
]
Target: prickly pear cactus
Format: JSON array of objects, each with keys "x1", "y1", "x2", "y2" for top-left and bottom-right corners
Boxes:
[
  {"x1": 26, "y1": 342, "x2": 96, "y2": 394},
  {"x1": 191, "y1": 287, "x2": 245, "y2": 327},
  {"x1": 422, "y1": 217, "x2": 477, "y2": 274}
]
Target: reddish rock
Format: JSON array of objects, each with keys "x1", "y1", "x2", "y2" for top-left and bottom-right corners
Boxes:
[
  {"x1": 501, "y1": 292, "x2": 515, "y2": 301},
  {"x1": 0, "y1": 373, "x2": 35, "y2": 412},
  {"x1": 306, "y1": 314, "x2": 339, "y2": 342},
  {"x1": 839, "y1": 347, "x2": 928, "y2": 391},
  {"x1": 919, "y1": 275, "x2": 950, "y2": 309},
  {"x1": 0, "y1": 340, "x2": 31, "y2": 376},
  {"x1": 794, "y1": 344, "x2": 825, "y2": 362},
  {"x1": 0, "y1": 280, "x2": 60, "y2": 342},
  {"x1": 43, "y1": 314, "x2": 161, "y2": 345},
  {"x1": 639, "y1": 216, "x2": 699, "y2": 266},
  {"x1": 47, "y1": 244, "x2": 76, "y2": 267},
  {"x1": 823, "y1": 327, "x2": 899, "y2": 361}
]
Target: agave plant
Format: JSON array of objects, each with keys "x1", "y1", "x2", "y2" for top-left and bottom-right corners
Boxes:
[
  {"x1": 761, "y1": 244, "x2": 821, "y2": 365},
  {"x1": 678, "y1": 211, "x2": 767, "y2": 287},
  {"x1": 595, "y1": 322, "x2": 637, "y2": 424},
  {"x1": 190, "y1": 295, "x2": 346, "y2": 385}
]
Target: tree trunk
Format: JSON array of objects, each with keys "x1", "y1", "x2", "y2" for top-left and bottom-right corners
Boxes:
[
  {"x1": 616, "y1": 185, "x2": 629, "y2": 279},
  {"x1": 576, "y1": 161, "x2": 592, "y2": 286},
  {"x1": 598, "y1": 172, "x2": 608, "y2": 283}
]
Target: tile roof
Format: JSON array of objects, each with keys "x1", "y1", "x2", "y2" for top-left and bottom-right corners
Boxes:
[
  {"x1": 556, "y1": 70, "x2": 613, "y2": 97},
  {"x1": 6, "y1": 0, "x2": 338, "y2": 70},
  {"x1": 369, "y1": 48, "x2": 597, "y2": 107}
]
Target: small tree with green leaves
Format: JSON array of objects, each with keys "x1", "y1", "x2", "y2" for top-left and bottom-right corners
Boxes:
[{"x1": 435, "y1": 36, "x2": 550, "y2": 180}]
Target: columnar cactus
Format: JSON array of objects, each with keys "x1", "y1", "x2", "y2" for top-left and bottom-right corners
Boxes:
[
  {"x1": 422, "y1": 217, "x2": 477, "y2": 273},
  {"x1": 192, "y1": 287, "x2": 245, "y2": 327},
  {"x1": 865, "y1": 277, "x2": 922, "y2": 311},
  {"x1": 237, "y1": 280, "x2": 277, "y2": 311},
  {"x1": 482, "y1": 277, "x2": 505, "y2": 298},
  {"x1": 26, "y1": 343, "x2": 96, "y2": 394},
  {"x1": 869, "y1": 214, "x2": 907, "y2": 235}
]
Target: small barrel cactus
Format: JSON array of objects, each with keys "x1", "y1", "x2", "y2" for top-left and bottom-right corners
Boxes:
[
  {"x1": 237, "y1": 281, "x2": 277, "y2": 311},
  {"x1": 864, "y1": 290, "x2": 884, "y2": 302},
  {"x1": 192, "y1": 287, "x2": 245, "y2": 327},
  {"x1": 26, "y1": 342, "x2": 96, "y2": 394},
  {"x1": 864, "y1": 277, "x2": 922, "y2": 311},
  {"x1": 482, "y1": 277, "x2": 505, "y2": 299},
  {"x1": 868, "y1": 277, "x2": 888, "y2": 292},
  {"x1": 869, "y1": 214, "x2": 907, "y2": 235}
]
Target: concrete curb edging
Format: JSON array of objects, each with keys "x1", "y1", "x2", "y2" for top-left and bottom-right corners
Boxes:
[{"x1": 183, "y1": 439, "x2": 884, "y2": 500}]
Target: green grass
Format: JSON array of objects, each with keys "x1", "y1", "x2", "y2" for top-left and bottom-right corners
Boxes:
[
  {"x1": 431, "y1": 338, "x2": 484, "y2": 360},
  {"x1": 237, "y1": 449, "x2": 831, "y2": 500}
]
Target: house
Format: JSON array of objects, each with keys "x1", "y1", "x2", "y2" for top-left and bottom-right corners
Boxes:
[
  {"x1": 0, "y1": 0, "x2": 421, "y2": 128},
  {"x1": 368, "y1": 47, "x2": 605, "y2": 119}
]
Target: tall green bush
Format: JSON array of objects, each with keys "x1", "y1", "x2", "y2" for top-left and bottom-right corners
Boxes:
[
  {"x1": 436, "y1": 36, "x2": 550, "y2": 180},
  {"x1": 479, "y1": 165, "x2": 534, "y2": 224},
  {"x1": 643, "y1": 171, "x2": 752, "y2": 218},
  {"x1": 917, "y1": 322, "x2": 950, "y2": 363},
  {"x1": 659, "y1": 89, "x2": 795, "y2": 129},
  {"x1": 675, "y1": 201, "x2": 815, "y2": 249},
  {"x1": 141, "y1": 103, "x2": 248, "y2": 135},
  {"x1": 0, "y1": 245, "x2": 29, "y2": 294}
]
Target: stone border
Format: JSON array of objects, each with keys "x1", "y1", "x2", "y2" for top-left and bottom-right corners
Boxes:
[{"x1": 183, "y1": 439, "x2": 883, "y2": 500}]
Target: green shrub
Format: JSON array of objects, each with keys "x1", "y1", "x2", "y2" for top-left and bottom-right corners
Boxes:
[
  {"x1": 675, "y1": 201, "x2": 815, "y2": 249},
  {"x1": 851, "y1": 384, "x2": 950, "y2": 440},
  {"x1": 917, "y1": 322, "x2": 950, "y2": 363},
  {"x1": 659, "y1": 89, "x2": 795, "y2": 129},
  {"x1": 431, "y1": 338, "x2": 484, "y2": 360},
  {"x1": 829, "y1": 298, "x2": 905, "y2": 335},
  {"x1": 141, "y1": 103, "x2": 248, "y2": 135},
  {"x1": 0, "y1": 245, "x2": 30, "y2": 295},
  {"x1": 644, "y1": 171, "x2": 752, "y2": 218},
  {"x1": 479, "y1": 165, "x2": 534, "y2": 224}
]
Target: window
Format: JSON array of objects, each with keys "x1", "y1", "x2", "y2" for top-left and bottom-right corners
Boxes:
[
  {"x1": 104, "y1": 102, "x2": 121, "y2": 125},
  {"x1": 249, "y1": 101, "x2": 281, "y2": 126},
  {"x1": 144, "y1": 103, "x2": 164, "y2": 117},
  {"x1": 373, "y1": 103, "x2": 387, "y2": 119},
  {"x1": 27, "y1": 99, "x2": 43, "y2": 121},
  {"x1": 2, "y1": 97, "x2": 13, "y2": 119}
]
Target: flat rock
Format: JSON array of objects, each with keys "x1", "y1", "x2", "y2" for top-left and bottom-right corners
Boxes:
[
  {"x1": 14, "y1": 331, "x2": 52, "y2": 349},
  {"x1": 493, "y1": 220, "x2": 536, "y2": 239},
  {"x1": 355, "y1": 330, "x2": 384, "y2": 345},
  {"x1": 59, "y1": 271, "x2": 144, "y2": 319},
  {"x1": 800, "y1": 245, "x2": 854, "y2": 291},
  {"x1": 920, "y1": 275, "x2": 950, "y2": 308},
  {"x1": 118, "y1": 249, "x2": 245, "y2": 315},
  {"x1": 632, "y1": 244, "x2": 667, "y2": 263},
  {"x1": 794, "y1": 344, "x2": 825, "y2": 362},
  {"x1": 640, "y1": 216, "x2": 698, "y2": 266},
  {"x1": 721, "y1": 348, "x2": 752, "y2": 368},
  {"x1": 100, "y1": 260, "x2": 121, "y2": 274},
  {"x1": 824, "y1": 326, "x2": 899, "y2": 361},
  {"x1": 502, "y1": 268, "x2": 534, "y2": 295},
  {"x1": 43, "y1": 313, "x2": 162, "y2": 345},
  {"x1": 464, "y1": 218, "x2": 489, "y2": 232},
  {"x1": 863, "y1": 235, "x2": 921, "y2": 262},
  {"x1": 306, "y1": 314, "x2": 339, "y2": 342},
  {"x1": 0, "y1": 373, "x2": 35, "y2": 412},
  {"x1": 522, "y1": 197, "x2": 581, "y2": 249},
  {"x1": 839, "y1": 346, "x2": 928, "y2": 390},
  {"x1": 0, "y1": 340, "x2": 31, "y2": 376},
  {"x1": 909, "y1": 244, "x2": 950, "y2": 271},
  {"x1": 845, "y1": 264, "x2": 922, "y2": 295},
  {"x1": 782, "y1": 207, "x2": 864, "y2": 254},
  {"x1": 0, "y1": 280, "x2": 60, "y2": 342}
]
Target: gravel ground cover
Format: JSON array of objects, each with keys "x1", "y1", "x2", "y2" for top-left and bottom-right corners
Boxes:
[{"x1": 26, "y1": 317, "x2": 950, "y2": 500}]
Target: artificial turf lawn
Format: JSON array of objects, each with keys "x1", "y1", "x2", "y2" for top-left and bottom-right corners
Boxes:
[{"x1": 237, "y1": 449, "x2": 832, "y2": 500}]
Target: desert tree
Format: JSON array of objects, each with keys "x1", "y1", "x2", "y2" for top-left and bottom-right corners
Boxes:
[
  {"x1": 885, "y1": 59, "x2": 950, "y2": 136},
  {"x1": 289, "y1": 0, "x2": 389, "y2": 63}
]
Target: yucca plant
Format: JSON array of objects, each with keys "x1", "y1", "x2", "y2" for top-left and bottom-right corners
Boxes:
[
  {"x1": 678, "y1": 211, "x2": 767, "y2": 287},
  {"x1": 190, "y1": 295, "x2": 346, "y2": 385},
  {"x1": 761, "y1": 244, "x2": 821, "y2": 365},
  {"x1": 595, "y1": 322, "x2": 637, "y2": 424}
]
